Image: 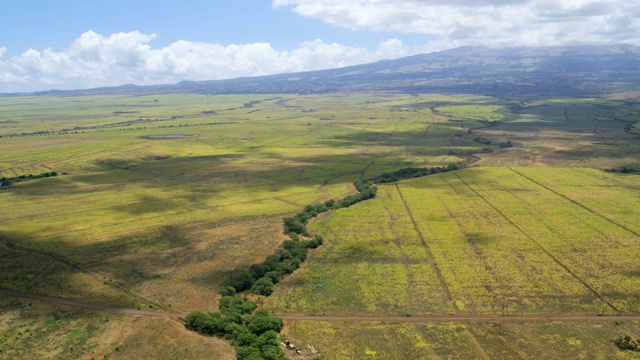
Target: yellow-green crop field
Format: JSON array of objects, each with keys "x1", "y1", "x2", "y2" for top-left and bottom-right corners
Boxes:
[
  {"x1": 284, "y1": 320, "x2": 640, "y2": 359},
  {"x1": 269, "y1": 167, "x2": 640, "y2": 358},
  {"x1": 269, "y1": 167, "x2": 640, "y2": 316}
]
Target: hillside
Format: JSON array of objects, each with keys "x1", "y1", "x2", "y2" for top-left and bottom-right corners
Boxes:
[{"x1": 15, "y1": 44, "x2": 640, "y2": 98}]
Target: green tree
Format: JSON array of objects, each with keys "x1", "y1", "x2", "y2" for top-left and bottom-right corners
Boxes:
[
  {"x1": 251, "y1": 277, "x2": 275, "y2": 296},
  {"x1": 246, "y1": 310, "x2": 283, "y2": 335}
]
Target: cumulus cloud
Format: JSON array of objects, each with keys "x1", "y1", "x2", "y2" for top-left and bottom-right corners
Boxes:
[
  {"x1": 0, "y1": 30, "x2": 430, "y2": 93},
  {"x1": 273, "y1": 0, "x2": 640, "y2": 47}
]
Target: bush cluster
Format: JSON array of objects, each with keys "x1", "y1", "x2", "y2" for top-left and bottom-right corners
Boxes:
[
  {"x1": 1, "y1": 171, "x2": 58, "y2": 187},
  {"x1": 372, "y1": 164, "x2": 461, "y2": 184},
  {"x1": 613, "y1": 335, "x2": 640, "y2": 352},
  {"x1": 186, "y1": 300, "x2": 286, "y2": 360},
  {"x1": 605, "y1": 166, "x2": 639, "y2": 174},
  {"x1": 473, "y1": 137, "x2": 492, "y2": 145}
]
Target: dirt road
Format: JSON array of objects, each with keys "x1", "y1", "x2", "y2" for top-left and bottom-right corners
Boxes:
[
  {"x1": 279, "y1": 314, "x2": 640, "y2": 323},
  {"x1": 0, "y1": 289, "x2": 183, "y2": 318},
  {"x1": 3, "y1": 289, "x2": 640, "y2": 323}
]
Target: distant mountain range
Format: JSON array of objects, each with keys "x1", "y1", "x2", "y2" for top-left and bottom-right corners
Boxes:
[{"x1": 23, "y1": 45, "x2": 640, "y2": 98}]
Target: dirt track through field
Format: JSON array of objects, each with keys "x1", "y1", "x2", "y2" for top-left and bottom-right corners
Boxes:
[
  {"x1": 278, "y1": 314, "x2": 640, "y2": 323},
  {"x1": 0, "y1": 289, "x2": 183, "y2": 318},
  {"x1": 4, "y1": 288, "x2": 640, "y2": 323},
  {"x1": 4, "y1": 289, "x2": 640, "y2": 323}
]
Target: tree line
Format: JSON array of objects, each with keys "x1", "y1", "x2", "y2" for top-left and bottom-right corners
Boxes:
[
  {"x1": 224, "y1": 180, "x2": 377, "y2": 298},
  {"x1": 370, "y1": 163, "x2": 461, "y2": 184},
  {"x1": 1, "y1": 171, "x2": 58, "y2": 187},
  {"x1": 185, "y1": 179, "x2": 379, "y2": 359}
]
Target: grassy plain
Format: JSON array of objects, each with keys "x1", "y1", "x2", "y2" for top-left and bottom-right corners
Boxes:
[
  {"x1": 1, "y1": 92, "x2": 639, "y2": 359},
  {"x1": 472, "y1": 99, "x2": 640, "y2": 169},
  {"x1": 0, "y1": 92, "x2": 501, "y2": 358},
  {"x1": 1, "y1": 93, "x2": 490, "y2": 306}
]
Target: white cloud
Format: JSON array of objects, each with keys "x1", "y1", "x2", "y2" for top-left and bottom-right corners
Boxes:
[
  {"x1": 0, "y1": 30, "x2": 429, "y2": 92},
  {"x1": 273, "y1": 0, "x2": 640, "y2": 47}
]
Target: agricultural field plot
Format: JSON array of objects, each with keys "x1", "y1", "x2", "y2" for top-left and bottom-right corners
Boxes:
[
  {"x1": 269, "y1": 167, "x2": 640, "y2": 316},
  {"x1": 0, "y1": 93, "x2": 498, "y2": 311},
  {"x1": 470, "y1": 99, "x2": 640, "y2": 169},
  {"x1": 267, "y1": 184, "x2": 452, "y2": 315},
  {"x1": 453, "y1": 168, "x2": 640, "y2": 312},
  {"x1": 283, "y1": 319, "x2": 640, "y2": 360}
]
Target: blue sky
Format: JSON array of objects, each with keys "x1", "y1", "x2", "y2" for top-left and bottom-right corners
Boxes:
[
  {"x1": 1, "y1": 0, "x2": 638, "y2": 92},
  {"x1": 1, "y1": 0, "x2": 431, "y2": 56}
]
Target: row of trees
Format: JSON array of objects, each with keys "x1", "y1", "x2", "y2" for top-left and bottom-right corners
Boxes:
[
  {"x1": 283, "y1": 180, "x2": 377, "y2": 236},
  {"x1": 606, "y1": 166, "x2": 639, "y2": 174},
  {"x1": 220, "y1": 235, "x2": 323, "y2": 297},
  {"x1": 221, "y1": 181, "x2": 378, "y2": 299},
  {"x1": 371, "y1": 164, "x2": 461, "y2": 184},
  {"x1": 1, "y1": 171, "x2": 58, "y2": 187},
  {"x1": 186, "y1": 180, "x2": 380, "y2": 359}
]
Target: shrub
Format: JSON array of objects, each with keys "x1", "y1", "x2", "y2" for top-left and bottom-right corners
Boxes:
[
  {"x1": 249, "y1": 263, "x2": 270, "y2": 280},
  {"x1": 251, "y1": 277, "x2": 275, "y2": 296},
  {"x1": 217, "y1": 286, "x2": 236, "y2": 297},
  {"x1": 219, "y1": 295, "x2": 243, "y2": 310},
  {"x1": 247, "y1": 311, "x2": 284, "y2": 335},
  {"x1": 223, "y1": 273, "x2": 254, "y2": 292},
  {"x1": 263, "y1": 271, "x2": 279, "y2": 284},
  {"x1": 283, "y1": 217, "x2": 305, "y2": 234},
  {"x1": 613, "y1": 335, "x2": 640, "y2": 351}
]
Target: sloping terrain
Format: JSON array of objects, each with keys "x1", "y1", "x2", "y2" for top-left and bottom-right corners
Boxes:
[{"x1": 16, "y1": 45, "x2": 640, "y2": 98}]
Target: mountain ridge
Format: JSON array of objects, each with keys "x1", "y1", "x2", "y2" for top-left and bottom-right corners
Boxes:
[{"x1": 5, "y1": 44, "x2": 640, "y2": 98}]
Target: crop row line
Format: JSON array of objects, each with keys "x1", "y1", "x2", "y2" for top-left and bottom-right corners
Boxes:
[
  {"x1": 393, "y1": 183, "x2": 455, "y2": 306},
  {"x1": 439, "y1": 176, "x2": 501, "y2": 295},
  {"x1": 452, "y1": 172, "x2": 621, "y2": 313},
  {"x1": 508, "y1": 168, "x2": 640, "y2": 238},
  {"x1": 7, "y1": 287, "x2": 640, "y2": 324}
]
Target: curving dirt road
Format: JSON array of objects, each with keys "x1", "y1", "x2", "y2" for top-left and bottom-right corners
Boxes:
[{"x1": 3, "y1": 289, "x2": 640, "y2": 323}]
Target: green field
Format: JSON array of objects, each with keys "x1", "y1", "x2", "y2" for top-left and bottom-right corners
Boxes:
[{"x1": 1, "y1": 92, "x2": 639, "y2": 359}]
